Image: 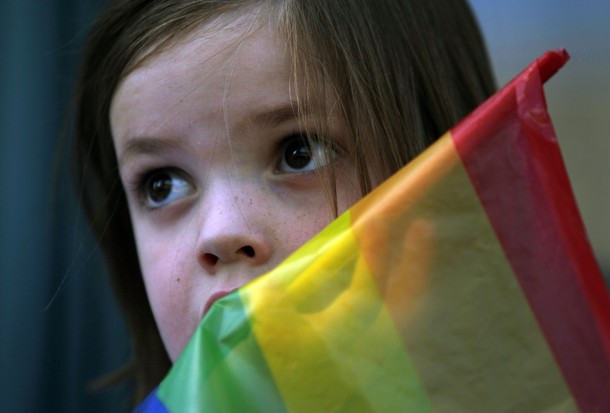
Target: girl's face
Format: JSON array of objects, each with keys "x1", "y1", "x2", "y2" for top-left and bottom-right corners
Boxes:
[{"x1": 110, "y1": 16, "x2": 360, "y2": 361}]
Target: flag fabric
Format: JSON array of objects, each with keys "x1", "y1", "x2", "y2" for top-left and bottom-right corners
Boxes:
[{"x1": 134, "y1": 50, "x2": 610, "y2": 412}]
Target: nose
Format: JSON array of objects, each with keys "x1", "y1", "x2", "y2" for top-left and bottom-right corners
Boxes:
[{"x1": 195, "y1": 189, "x2": 272, "y2": 275}]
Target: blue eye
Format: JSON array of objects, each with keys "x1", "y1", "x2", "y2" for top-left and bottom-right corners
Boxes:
[
  {"x1": 277, "y1": 134, "x2": 337, "y2": 173},
  {"x1": 142, "y1": 169, "x2": 194, "y2": 208}
]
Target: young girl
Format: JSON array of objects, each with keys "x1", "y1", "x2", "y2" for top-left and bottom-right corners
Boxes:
[{"x1": 72, "y1": 0, "x2": 495, "y2": 404}]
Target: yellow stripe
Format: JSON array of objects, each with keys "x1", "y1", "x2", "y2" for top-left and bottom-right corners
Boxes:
[{"x1": 242, "y1": 213, "x2": 431, "y2": 412}]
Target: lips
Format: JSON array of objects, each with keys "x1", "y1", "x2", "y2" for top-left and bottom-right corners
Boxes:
[{"x1": 202, "y1": 288, "x2": 238, "y2": 317}]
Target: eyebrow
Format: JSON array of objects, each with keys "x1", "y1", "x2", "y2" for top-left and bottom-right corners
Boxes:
[
  {"x1": 118, "y1": 103, "x2": 320, "y2": 164},
  {"x1": 252, "y1": 102, "x2": 311, "y2": 127},
  {"x1": 118, "y1": 136, "x2": 187, "y2": 166}
]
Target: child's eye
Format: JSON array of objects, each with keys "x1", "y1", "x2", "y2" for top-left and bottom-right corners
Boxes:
[
  {"x1": 140, "y1": 169, "x2": 195, "y2": 209},
  {"x1": 277, "y1": 134, "x2": 338, "y2": 174}
]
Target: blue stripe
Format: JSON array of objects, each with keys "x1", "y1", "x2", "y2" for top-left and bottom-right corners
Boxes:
[{"x1": 133, "y1": 387, "x2": 170, "y2": 413}]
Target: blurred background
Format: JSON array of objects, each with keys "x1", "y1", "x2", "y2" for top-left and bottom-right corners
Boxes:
[
  {"x1": 472, "y1": 0, "x2": 610, "y2": 274},
  {"x1": 1, "y1": 1, "x2": 608, "y2": 412},
  {"x1": 0, "y1": 2, "x2": 132, "y2": 412}
]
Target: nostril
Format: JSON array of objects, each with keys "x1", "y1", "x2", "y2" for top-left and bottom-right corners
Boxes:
[
  {"x1": 238, "y1": 245, "x2": 255, "y2": 258},
  {"x1": 202, "y1": 253, "x2": 219, "y2": 267}
]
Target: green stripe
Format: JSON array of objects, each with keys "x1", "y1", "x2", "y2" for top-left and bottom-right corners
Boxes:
[{"x1": 158, "y1": 293, "x2": 287, "y2": 413}]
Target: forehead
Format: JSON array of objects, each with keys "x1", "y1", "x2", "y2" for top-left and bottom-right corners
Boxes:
[
  {"x1": 134, "y1": 10, "x2": 284, "y2": 77},
  {"x1": 110, "y1": 11, "x2": 291, "y2": 141}
]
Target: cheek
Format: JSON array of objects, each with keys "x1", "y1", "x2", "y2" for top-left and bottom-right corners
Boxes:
[
  {"x1": 135, "y1": 225, "x2": 191, "y2": 288},
  {"x1": 336, "y1": 168, "x2": 364, "y2": 213},
  {"x1": 268, "y1": 199, "x2": 338, "y2": 256},
  {"x1": 132, "y1": 224, "x2": 201, "y2": 359},
  {"x1": 276, "y1": 212, "x2": 328, "y2": 250},
  {"x1": 272, "y1": 176, "x2": 362, "y2": 255}
]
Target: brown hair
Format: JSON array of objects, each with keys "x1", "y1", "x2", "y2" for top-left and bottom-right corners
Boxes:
[{"x1": 72, "y1": 0, "x2": 495, "y2": 403}]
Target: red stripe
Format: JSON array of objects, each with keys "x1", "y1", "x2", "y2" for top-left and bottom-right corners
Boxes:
[{"x1": 452, "y1": 50, "x2": 610, "y2": 412}]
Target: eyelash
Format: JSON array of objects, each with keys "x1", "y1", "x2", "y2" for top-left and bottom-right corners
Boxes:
[
  {"x1": 131, "y1": 167, "x2": 195, "y2": 210},
  {"x1": 275, "y1": 133, "x2": 340, "y2": 175},
  {"x1": 126, "y1": 133, "x2": 342, "y2": 210}
]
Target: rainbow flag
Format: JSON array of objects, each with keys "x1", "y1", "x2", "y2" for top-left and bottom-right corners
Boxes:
[{"x1": 134, "y1": 50, "x2": 610, "y2": 412}]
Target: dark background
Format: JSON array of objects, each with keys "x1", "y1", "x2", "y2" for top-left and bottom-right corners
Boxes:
[{"x1": 0, "y1": 1, "x2": 132, "y2": 412}]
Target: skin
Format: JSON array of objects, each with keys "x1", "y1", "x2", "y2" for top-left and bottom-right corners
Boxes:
[{"x1": 110, "y1": 13, "x2": 360, "y2": 361}]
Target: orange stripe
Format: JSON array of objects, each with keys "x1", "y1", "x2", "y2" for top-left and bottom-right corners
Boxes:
[
  {"x1": 351, "y1": 134, "x2": 457, "y2": 327},
  {"x1": 352, "y1": 133, "x2": 578, "y2": 411}
]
